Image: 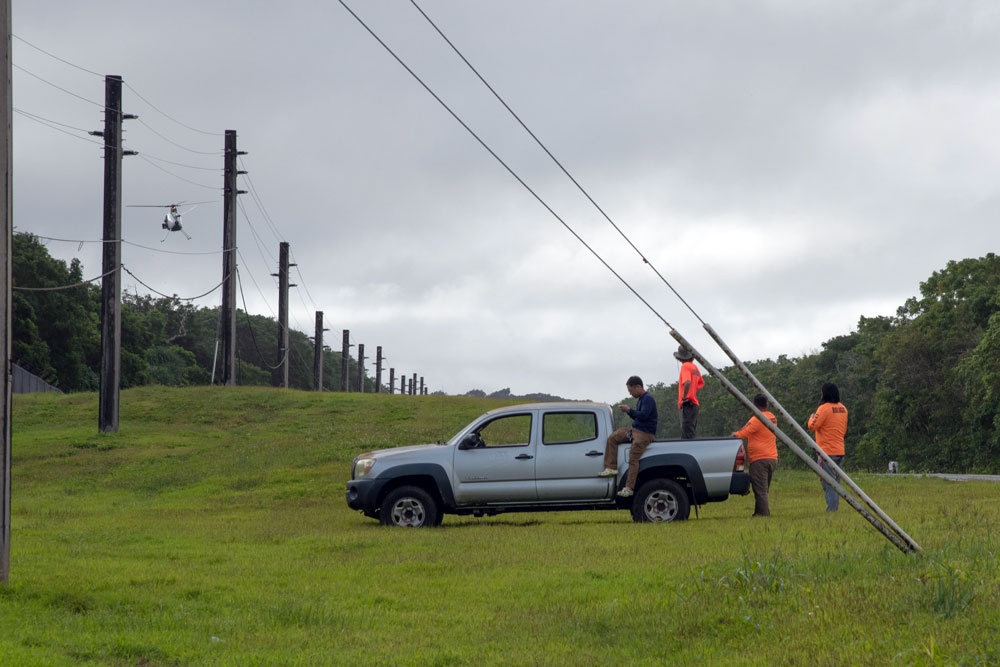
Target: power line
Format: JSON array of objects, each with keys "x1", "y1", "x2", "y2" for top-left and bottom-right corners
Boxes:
[
  {"x1": 138, "y1": 151, "x2": 223, "y2": 172},
  {"x1": 134, "y1": 118, "x2": 223, "y2": 156},
  {"x1": 239, "y1": 157, "x2": 284, "y2": 243},
  {"x1": 13, "y1": 33, "x2": 221, "y2": 138},
  {"x1": 13, "y1": 34, "x2": 103, "y2": 77},
  {"x1": 122, "y1": 240, "x2": 225, "y2": 256},
  {"x1": 123, "y1": 82, "x2": 222, "y2": 137},
  {"x1": 14, "y1": 108, "x2": 104, "y2": 147},
  {"x1": 13, "y1": 63, "x2": 105, "y2": 109},
  {"x1": 410, "y1": 0, "x2": 706, "y2": 325},
  {"x1": 122, "y1": 265, "x2": 225, "y2": 302},
  {"x1": 137, "y1": 154, "x2": 220, "y2": 191},
  {"x1": 338, "y1": 0, "x2": 674, "y2": 331},
  {"x1": 13, "y1": 266, "x2": 117, "y2": 292},
  {"x1": 27, "y1": 234, "x2": 224, "y2": 257}
]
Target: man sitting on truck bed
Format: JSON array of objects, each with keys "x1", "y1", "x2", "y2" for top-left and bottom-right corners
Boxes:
[{"x1": 599, "y1": 376, "x2": 658, "y2": 498}]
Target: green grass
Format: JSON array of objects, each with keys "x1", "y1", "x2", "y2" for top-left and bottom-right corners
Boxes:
[{"x1": 2, "y1": 386, "x2": 998, "y2": 666}]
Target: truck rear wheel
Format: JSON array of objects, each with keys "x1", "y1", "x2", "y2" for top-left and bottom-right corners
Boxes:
[
  {"x1": 380, "y1": 485, "x2": 441, "y2": 527},
  {"x1": 631, "y1": 478, "x2": 690, "y2": 523}
]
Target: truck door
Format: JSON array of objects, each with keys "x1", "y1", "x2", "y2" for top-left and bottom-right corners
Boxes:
[
  {"x1": 453, "y1": 412, "x2": 537, "y2": 503},
  {"x1": 534, "y1": 410, "x2": 612, "y2": 501}
]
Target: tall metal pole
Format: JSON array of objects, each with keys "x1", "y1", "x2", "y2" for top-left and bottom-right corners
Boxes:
[
  {"x1": 356, "y1": 343, "x2": 365, "y2": 392},
  {"x1": 1, "y1": 0, "x2": 13, "y2": 586},
  {"x1": 341, "y1": 330, "x2": 350, "y2": 392},
  {"x1": 274, "y1": 242, "x2": 289, "y2": 388},
  {"x1": 220, "y1": 130, "x2": 243, "y2": 385},
  {"x1": 98, "y1": 75, "x2": 124, "y2": 433},
  {"x1": 313, "y1": 311, "x2": 325, "y2": 391}
]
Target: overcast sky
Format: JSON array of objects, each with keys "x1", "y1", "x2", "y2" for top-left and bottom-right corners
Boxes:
[{"x1": 11, "y1": 1, "x2": 1000, "y2": 404}]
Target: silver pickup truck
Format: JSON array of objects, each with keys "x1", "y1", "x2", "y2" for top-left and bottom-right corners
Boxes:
[{"x1": 346, "y1": 402, "x2": 750, "y2": 527}]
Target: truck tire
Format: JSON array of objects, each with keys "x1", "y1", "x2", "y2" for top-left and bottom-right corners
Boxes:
[
  {"x1": 631, "y1": 478, "x2": 690, "y2": 523},
  {"x1": 380, "y1": 485, "x2": 441, "y2": 527}
]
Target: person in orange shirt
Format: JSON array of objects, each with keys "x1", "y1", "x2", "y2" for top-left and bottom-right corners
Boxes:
[
  {"x1": 732, "y1": 394, "x2": 778, "y2": 516},
  {"x1": 807, "y1": 382, "x2": 849, "y2": 512},
  {"x1": 674, "y1": 345, "x2": 705, "y2": 439}
]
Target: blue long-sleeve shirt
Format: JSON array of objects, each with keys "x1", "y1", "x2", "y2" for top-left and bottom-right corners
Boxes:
[{"x1": 628, "y1": 392, "x2": 658, "y2": 435}]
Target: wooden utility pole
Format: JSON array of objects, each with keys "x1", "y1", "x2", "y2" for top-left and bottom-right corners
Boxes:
[
  {"x1": 273, "y1": 242, "x2": 291, "y2": 388},
  {"x1": 388, "y1": 368, "x2": 395, "y2": 394},
  {"x1": 356, "y1": 344, "x2": 365, "y2": 392},
  {"x1": 411, "y1": 373, "x2": 417, "y2": 396},
  {"x1": 375, "y1": 346, "x2": 383, "y2": 393},
  {"x1": 313, "y1": 311, "x2": 326, "y2": 391},
  {"x1": 98, "y1": 75, "x2": 126, "y2": 433},
  {"x1": 340, "y1": 330, "x2": 350, "y2": 392},
  {"x1": 1, "y1": 0, "x2": 13, "y2": 586},
  {"x1": 219, "y1": 130, "x2": 244, "y2": 385}
]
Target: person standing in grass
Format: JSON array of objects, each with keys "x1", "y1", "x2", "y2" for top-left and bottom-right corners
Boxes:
[
  {"x1": 674, "y1": 345, "x2": 705, "y2": 438},
  {"x1": 808, "y1": 382, "x2": 849, "y2": 512},
  {"x1": 599, "y1": 376, "x2": 657, "y2": 498},
  {"x1": 732, "y1": 394, "x2": 778, "y2": 517}
]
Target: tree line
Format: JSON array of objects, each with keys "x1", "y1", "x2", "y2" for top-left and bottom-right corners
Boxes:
[
  {"x1": 14, "y1": 232, "x2": 1000, "y2": 473},
  {"x1": 12, "y1": 232, "x2": 376, "y2": 394},
  {"x1": 616, "y1": 253, "x2": 1000, "y2": 475}
]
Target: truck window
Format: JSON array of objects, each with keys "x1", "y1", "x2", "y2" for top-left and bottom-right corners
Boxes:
[
  {"x1": 542, "y1": 412, "x2": 597, "y2": 445},
  {"x1": 478, "y1": 414, "x2": 532, "y2": 447}
]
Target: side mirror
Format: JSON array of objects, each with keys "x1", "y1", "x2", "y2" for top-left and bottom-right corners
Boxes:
[{"x1": 458, "y1": 433, "x2": 480, "y2": 450}]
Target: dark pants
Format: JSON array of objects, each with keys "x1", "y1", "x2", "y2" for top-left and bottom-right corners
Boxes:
[
  {"x1": 749, "y1": 458, "x2": 777, "y2": 516},
  {"x1": 681, "y1": 401, "x2": 699, "y2": 439}
]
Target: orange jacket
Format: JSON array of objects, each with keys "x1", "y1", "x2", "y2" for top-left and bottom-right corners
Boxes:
[
  {"x1": 677, "y1": 361, "x2": 705, "y2": 408},
  {"x1": 734, "y1": 411, "x2": 778, "y2": 463},
  {"x1": 807, "y1": 402, "x2": 848, "y2": 456}
]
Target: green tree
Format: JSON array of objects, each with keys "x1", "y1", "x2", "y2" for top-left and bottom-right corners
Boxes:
[
  {"x1": 869, "y1": 255, "x2": 1000, "y2": 472},
  {"x1": 12, "y1": 233, "x2": 100, "y2": 390}
]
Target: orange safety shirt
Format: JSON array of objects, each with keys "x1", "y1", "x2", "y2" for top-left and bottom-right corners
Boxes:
[
  {"x1": 677, "y1": 361, "x2": 705, "y2": 408},
  {"x1": 734, "y1": 410, "x2": 778, "y2": 463},
  {"x1": 807, "y1": 402, "x2": 848, "y2": 456}
]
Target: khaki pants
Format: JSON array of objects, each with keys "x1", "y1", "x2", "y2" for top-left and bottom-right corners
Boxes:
[{"x1": 603, "y1": 427, "x2": 655, "y2": 490}]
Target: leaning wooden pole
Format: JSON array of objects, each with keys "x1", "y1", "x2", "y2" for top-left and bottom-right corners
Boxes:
[
  {"x1": 669, "y1": 329, "x2": 918, "y2": 554},
  {"x1": 702, "y1": 323, "x2": 922, "y2": 553}
]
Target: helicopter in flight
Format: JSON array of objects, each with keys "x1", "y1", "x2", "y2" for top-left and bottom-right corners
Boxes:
[{"x1": 128, "y1": 200, "x2": 214, "y2": 241}]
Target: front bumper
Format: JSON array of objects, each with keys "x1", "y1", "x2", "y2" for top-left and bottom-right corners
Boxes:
[{"x1": 345, "y1": 478, "x2": 388, "y2": 517}]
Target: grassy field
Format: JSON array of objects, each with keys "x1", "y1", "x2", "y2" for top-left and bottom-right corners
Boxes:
[{"x1": 1, "y1": 386, "x2": 998, "y2": 666}]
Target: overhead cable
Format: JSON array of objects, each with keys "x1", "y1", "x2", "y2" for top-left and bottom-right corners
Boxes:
[
  {"x1": 13, "y1": 266, "x2": 117, "y2": 291},
  {"x1": 338, "y1": 0, "x2": 673, "y2": 331},
  {"x1": 122, "y1": 265, "x2": 225, "y2": 302},
  {"x1": 13, "y1": 63, "x2": 105, "y2": 109},
  {"x1": 13, "y1": 34, "x2": 104, "y2": 77},
  {"x1": 137, "y1": 155, "x2": 220, "y2": 191},
  {"x1": 410, "y1": 0, "x2": 705, "y2": 324}
]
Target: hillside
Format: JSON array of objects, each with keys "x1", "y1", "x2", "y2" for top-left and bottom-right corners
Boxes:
[{"x1": 3, "y1": 387, "x2": 998, "y2": 666}]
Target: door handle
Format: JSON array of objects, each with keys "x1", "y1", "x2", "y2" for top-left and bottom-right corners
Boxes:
[
  {"x1": 586, "y1": 450, "x2": 602, "y2": 457},
  {"x1": 515, "y1": 453, "x2": 534, "y2": 460}
]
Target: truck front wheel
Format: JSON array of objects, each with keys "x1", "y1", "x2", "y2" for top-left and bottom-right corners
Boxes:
[
  {"x1": 380, "y1": 486, "x2": 441, "y2": 527},
  {"x1": 631, "y1": 478, "x2": 690, "y2": 523}
]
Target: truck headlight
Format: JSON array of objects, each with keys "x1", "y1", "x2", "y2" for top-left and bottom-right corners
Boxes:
[{"x1": 353, "y1": 457, "x2": 376, "y2": 479}]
